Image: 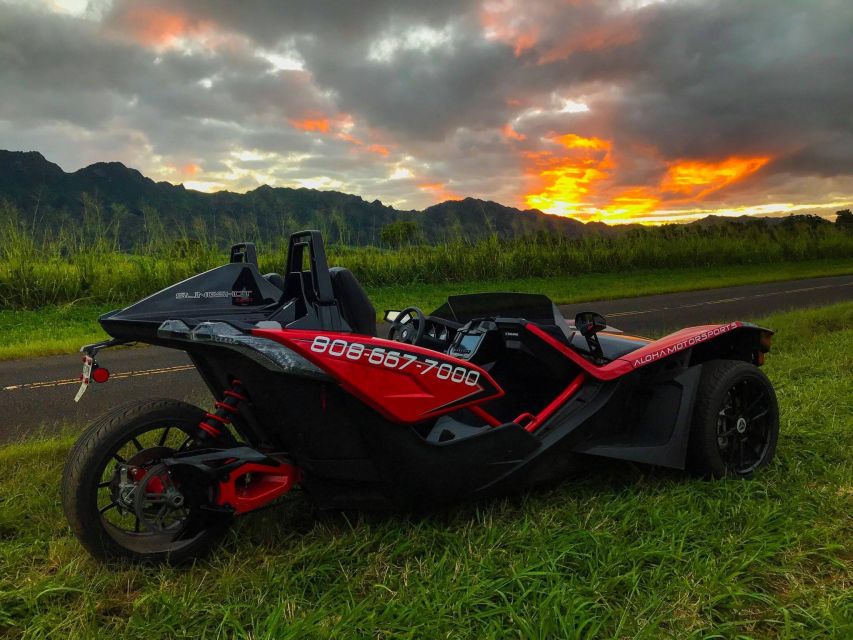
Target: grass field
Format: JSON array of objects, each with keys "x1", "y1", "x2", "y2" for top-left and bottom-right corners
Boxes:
[
  {"x1": 1, "y1": 257, "x2": 852, "y2": 361},
  {"x1": 0, "y1": 303, "x2": 850, "y2": 638},
  {"x1": 3, "y1": 203, "x2": 852, "y2": 310}
]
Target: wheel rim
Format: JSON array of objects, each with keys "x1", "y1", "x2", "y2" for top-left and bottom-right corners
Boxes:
[
  {"x1": 716, "y1": 377, "x2": 773, "y2": 474},
  {"x1": 94, "y1": 424, "x2": 208, "y2": 554}
]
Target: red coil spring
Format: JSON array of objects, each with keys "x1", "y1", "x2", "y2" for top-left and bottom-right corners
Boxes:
[{"x1": 199, "y1": 379, "x2": 247, "y2": 438}]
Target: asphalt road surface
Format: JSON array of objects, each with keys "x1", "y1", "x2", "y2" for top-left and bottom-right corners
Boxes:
[{"x1": 1, "y1": 274, "x2": 850, "y2": 443}]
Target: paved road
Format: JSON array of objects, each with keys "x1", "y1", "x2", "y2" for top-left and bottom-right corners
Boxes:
[{"x1": 1, "y1": 274, "x2": 850, "y2": 443}]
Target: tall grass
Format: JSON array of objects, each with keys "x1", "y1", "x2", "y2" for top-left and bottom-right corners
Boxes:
[{"x1": 1, "y1": 201, "x2": 851, "y2": 309}]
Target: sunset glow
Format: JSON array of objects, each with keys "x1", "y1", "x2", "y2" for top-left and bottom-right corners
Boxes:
[
  {"x1": 502, "y1": 123, "x2": 526, "y2": 141},
  {"x1": 523, "y1": 134, "x2": 613, "y2": 218},
  {"x1": 661, "y1": 156, "x2": 771, "y2": 200},
  {"x1": 290, "y1": 116, "x2": 331, "y2": 133},
  {"x1": 366, "y1": 144, "x2": 390, "y2": 157},
  {"x1": 419, "y1": 182, "x2": 463, "y2": 202},
  {"x1": 479, "y1": 2, "x2": 539, "y2": 56},
  {"x1": 180, "y1": 163, "x2": 200, "y2": 177},
  {"x1": 603, "y1": 188, "x2": 660, "y2": 220},
  {"x1": 113, "y1": 6, "x2": 211, "y2": 46},
  {"x1": 523, "y1": 132, "x2": 774, "y2": 222}
]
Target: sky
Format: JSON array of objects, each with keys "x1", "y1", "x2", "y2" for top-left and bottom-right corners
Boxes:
[{"x1": 1, "y1": 0, "x2": 852, "y2": 224}]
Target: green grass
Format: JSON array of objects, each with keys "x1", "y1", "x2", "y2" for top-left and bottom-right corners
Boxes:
[
  {"x1": 2, "y1": 258, "x2": 851, "y2": 361},
  {"x1": 0, "y1": 303, "x2": 116, "y2": 361},
  {"x1": 3, "y1": 200, "x2": 853, "y2": 309},
  {"x1": 0, "y1": 303, "x2": 851, "y2": 638}
]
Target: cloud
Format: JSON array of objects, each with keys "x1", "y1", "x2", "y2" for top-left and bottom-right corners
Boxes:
[
  {"x1": 0, "y1": 0, "x2": 851, "y2": 219},
  {"x1": 107, "y1": 4, "x2": 214, "y2": 47}
]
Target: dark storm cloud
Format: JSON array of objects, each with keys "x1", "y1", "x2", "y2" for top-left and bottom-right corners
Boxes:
[
  {"x1": 526, "y1": 0, "x2": 853, "y2": 176},
  {"x1": 1, "y1": 0, "x2": 852, "y2": 214},
  {"x1": 104, "y1": 0, "x2": 476, "y2": 46},
  {"x1": 103, "y1": 0, "x2": 511, "y2": 139},
  {"x1": 118, "y1": 0, "x2": 853, "y2": 171},
  {"x1": 303, "y1": 40, "x2": 516, "y2": 140},
  {"x1": 0, "y1": 2, "x2": 350, "y2": 186},
  {"x1": 0, "y1": 7, "x2": 139, "y2": 126},
  {"x1": 0, "y1": 6, "x2": 335, "y2": 130}
]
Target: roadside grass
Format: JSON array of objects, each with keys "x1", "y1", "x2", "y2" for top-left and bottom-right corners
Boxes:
[
  {"x1": 0, "y1": 303, "x2": 116, "y2": 361},
  {"x1": 0, "y1": 303, "x2": 851, "y2": 638},
  {"x1": 1, "y1": 257, "x2": 851, "y2": 361},
  {"x1": 3, "y1": 201, "x2": 853, "y2": 310}
]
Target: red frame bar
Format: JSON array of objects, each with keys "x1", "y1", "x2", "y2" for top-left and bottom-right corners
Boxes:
[
  {"x1": 524, "y1": 371, "x2": 587, "y2": 433},
  {"x1": 524, "y1": 324, "x2": 616, "y2": 380}
]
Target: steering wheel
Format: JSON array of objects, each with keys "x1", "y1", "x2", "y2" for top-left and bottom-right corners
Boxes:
[{"x1": 388, "y1": 306, "x2": 426, "y2": 345}]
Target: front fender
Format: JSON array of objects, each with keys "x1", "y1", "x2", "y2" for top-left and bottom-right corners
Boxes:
[{"x1": 601, "y1": 322, "x2": 773, "y2": 377}]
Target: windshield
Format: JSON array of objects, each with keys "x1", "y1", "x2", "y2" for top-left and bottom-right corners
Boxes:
[{"x1": 430, "y1": 293, "x2": 558, "y2": 324}]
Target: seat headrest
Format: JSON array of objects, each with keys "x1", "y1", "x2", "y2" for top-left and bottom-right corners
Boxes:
[{"x1": 329, "y1": 267, "x2": 376, "y2": 336}]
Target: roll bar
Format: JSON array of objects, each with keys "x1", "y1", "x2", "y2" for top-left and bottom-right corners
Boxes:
[
  {"x1": 280, "y1": 230, "x2": 342, "y2": 330},
  {"x1": 285, "y1": 230, "x2": 335, "y2": 305}
]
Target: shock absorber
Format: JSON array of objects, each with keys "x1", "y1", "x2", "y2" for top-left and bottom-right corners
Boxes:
[{"x1": 198, "y1": 379, "x2": 247, "y2": 440}]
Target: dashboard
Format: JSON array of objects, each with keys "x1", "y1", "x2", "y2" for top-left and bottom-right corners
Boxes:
[
  {"x1": 448, "y1": 327, "x2": 486, "y2": 360},
  {"x1": 409, "y1": 316, "x2": 517, "y2": 366},
  {"x1": 446, "y1": 319, "x2": 503, "y2": 363}
]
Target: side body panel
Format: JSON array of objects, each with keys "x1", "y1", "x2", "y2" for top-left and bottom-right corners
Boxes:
[
  {"x1": 188, "y1": 342, "x2": 539, "y2": 509},
  {"x1": 253, "y1": 329, "x2": 504, "y2": 424}
]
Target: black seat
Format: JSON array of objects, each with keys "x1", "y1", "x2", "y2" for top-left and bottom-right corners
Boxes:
[{"x1": 329, "y1": 267, "x2": 376, "y2": 336}]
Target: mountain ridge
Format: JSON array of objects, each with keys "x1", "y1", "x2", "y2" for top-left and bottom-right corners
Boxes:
[
  {"x1": 1, "y1": 149, "x2": 616, "y2": 245},
  {"x1": 0, "y1": 149, "x2": 837, "y2": 246}
]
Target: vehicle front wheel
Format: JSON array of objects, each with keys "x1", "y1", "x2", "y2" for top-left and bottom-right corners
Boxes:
[
  {"x1": 62, "y1": 398, "x2": 231, "y2": 565},
  {"x1": 687, "y1": 360, "x2": 779, "y2": 478}
]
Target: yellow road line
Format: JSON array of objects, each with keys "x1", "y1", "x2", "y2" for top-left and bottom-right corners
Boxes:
[{"x1": 2, "y1": 364, "x2": 196, "y2": 392}]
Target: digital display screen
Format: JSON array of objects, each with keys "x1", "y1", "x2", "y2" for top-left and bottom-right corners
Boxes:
[{"x1": 458, "y1": 333, "x2": 482, "y2": 353}]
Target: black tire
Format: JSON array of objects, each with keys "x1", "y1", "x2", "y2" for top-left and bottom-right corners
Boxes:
[
  {"x1": 687, "y1": 360, "x2": 779, "y2": 478},
  {"x1": 62, "y1": 398, "x2": 230, "y2": 565}
]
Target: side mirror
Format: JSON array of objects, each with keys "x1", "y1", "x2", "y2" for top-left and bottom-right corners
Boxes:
[
  {"x1": 575, "y1": 311, "x2": 607, "y2": 337},
  {"x1": 384, "y1": 310, "x2": 401, "y2": 323}
]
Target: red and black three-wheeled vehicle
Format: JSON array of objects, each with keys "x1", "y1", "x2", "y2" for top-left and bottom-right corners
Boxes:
[{"x1": 63, "y1": 231, "x2": 779, "y2": 564}]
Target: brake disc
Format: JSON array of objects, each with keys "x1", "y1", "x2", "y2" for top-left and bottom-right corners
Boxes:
[
  {"x1": 111, "y1": 446, "x2": 174, "y2": 515},
  {"x1": 133, "y1": 461, "x2": 188, "y2": 533}
]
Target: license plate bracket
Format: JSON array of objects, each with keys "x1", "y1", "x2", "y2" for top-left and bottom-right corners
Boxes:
[{"x1": 74, "y1": 355, "x2": 94, "y2": 403}]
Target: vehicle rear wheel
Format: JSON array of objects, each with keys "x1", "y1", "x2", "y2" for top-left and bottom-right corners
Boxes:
[
  {"x1": 687, "y1": 360, "x2": 779, "y2": 478},
  {"x1": 62, "y1": 398, "x2": 230, "y2": 565}
]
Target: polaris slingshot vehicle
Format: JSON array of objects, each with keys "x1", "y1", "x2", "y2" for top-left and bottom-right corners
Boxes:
[{"x1": 62, "y1": 231, "x2": 779, "y2": 564}]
